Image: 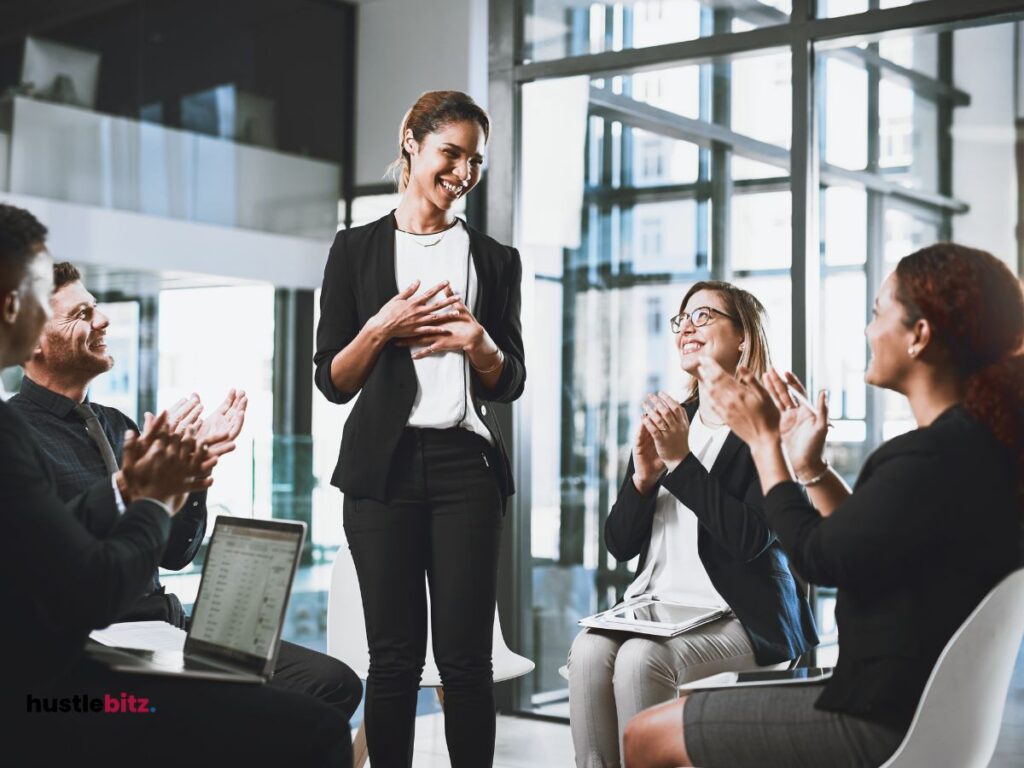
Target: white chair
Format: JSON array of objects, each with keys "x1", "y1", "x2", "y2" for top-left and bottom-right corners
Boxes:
[
  {"x1": 879, "y1": 567, "x2": 1024, "y2": 768},
  {"x1": 327, "y1": 541, "x2": 535, "y2": 768}
]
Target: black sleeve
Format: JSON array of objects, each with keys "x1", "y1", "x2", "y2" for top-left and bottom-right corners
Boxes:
[
  {"x1": 161, "y1": 490, "x2": 207, "y2": 570},
  {"x1": 763, "y1": 446, "x2": 942, "y2": 590},
  {"x1": 313, "y1": 230, "x2": 361, "y2": 404},
  {"x1": 604, "y1": 456, "x2": 659, "y2": 562},
  {"x1": 659, "y1": 450, "x2": 775, "y2": 562},
  {"x1": 3, "y1": 428, "x2": 171, "y2": 631},
  {"x1": 479, "y1": 246, "x2": 526, "y2": 403}
]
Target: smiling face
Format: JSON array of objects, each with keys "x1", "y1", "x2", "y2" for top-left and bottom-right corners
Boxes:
[
  {"x1": 405, "y1": 119, "x2": 486, "y2": 213},
  {"x1": 865, "y1": 272, "x2": 916, "y2": 392},
  {"x1": 33, "y1": 279, "x2": 113, "y2": 383},
  {"x1": 676, "y1": 289, "x2": 745, "y2": 376}
]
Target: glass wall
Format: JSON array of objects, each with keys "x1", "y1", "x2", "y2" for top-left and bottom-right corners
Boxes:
[{"x1": 504, "y1": 0, "x2": 1024, "y2": 715}]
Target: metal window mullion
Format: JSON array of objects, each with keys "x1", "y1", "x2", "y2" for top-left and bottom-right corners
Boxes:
[
  {"x1": 711, "y1": 8, "x2": 734, "y2": 281},
  {"x1": 489, "y1": 0, "x2": 528, "y2": 714},
  {"x1": 865, "y1": 6, "x2": 885, "y2": 451},
  {"x1": 791, "y1": 0, "x2": 820, "y2": 389},
  {"x1": 937, "y1": 30, "x2": 955, "y2": 241}
]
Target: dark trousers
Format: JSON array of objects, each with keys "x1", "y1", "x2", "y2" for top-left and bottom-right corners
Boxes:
[
  {"x1": 11, "y1": 657, "x2": 353, "y2": 768},
  {"x1": 344, "y1": 427, "x2": 505, "y2": 768},
  {"x1": 274, "y1": 639, "x2": 364, "y2": 723}
]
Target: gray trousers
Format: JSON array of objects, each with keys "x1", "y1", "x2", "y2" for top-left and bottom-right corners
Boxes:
[{"x1": 567, "y1": 617, "x2": 775, "y2": 768}]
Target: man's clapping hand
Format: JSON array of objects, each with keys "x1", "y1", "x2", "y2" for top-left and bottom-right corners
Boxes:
[{"x1": 117, "y1": 411, "x2": 218, "y2": 515}]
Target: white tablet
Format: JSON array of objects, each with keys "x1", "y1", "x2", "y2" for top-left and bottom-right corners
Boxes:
[{"x1": 679, "y1": 667, "x2": 833, "y2": 692}]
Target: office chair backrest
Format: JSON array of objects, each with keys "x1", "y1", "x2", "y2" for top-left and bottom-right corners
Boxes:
[
  {"x1": 326, "y1": 540, "x2": 370, "y2": 679},
  {"x1": 880, "y1": 568, "x2": 1024, "y2": 768},
  {"x1": 326, "y1": 539, "x2": 534, "y2": 687}
]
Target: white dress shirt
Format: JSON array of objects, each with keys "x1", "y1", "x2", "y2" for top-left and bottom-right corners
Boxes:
[
  {"x1": 624, "y1": 410, "x2": 731, "y2": 606},
  {"x1": 394, "y1": 220, "x2": 492, "y2": 443}
]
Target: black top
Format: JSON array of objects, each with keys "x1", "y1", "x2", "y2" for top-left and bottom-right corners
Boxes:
[
  {"x1": 313, "y1": 212, "x2": 526, "y2": 501},
  {"x1": 0, "y1": 400, "x2": 170, "y2": 691},
  {"x1": 9, "y1": 376, "x2": 206, "y2": 590},
  {"x1": 605, "y1": 401, "x2": 819, "y2": 666},
  {"x1": 764, "y1": 405, "x2": 1021, "y2": 731}
]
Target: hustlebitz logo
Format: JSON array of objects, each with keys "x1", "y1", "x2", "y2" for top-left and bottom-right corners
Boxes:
[{"x1": 27, "y1": 692, "x2": 157, "y2": 714}]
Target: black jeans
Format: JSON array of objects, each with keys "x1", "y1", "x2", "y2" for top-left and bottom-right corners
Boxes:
[{"x1": 344, "y1": 427, "x2": 505, "y2": 768}]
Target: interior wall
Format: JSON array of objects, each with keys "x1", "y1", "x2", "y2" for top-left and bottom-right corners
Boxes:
[{"x1": 353, "y1": 0, "x2": 488, "y2": 187}]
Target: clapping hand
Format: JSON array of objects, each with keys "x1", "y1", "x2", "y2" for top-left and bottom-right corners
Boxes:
[
  {"x1": 631, "y1": 418, "x2": 666, "y2": 495},
  {"x1": 119, "y1": 411, "x2": 218, "y2": 515},
  {"x1": 697, "y1": 356, "x2": 780, "y2": 451},
  {"x1": 760, "y1": 369, "x2": 829, "y2": 478},
  {"x1": 641, "y1": 391, "x2": 691, "y2": 472},
  {"x1": 196, "y1": 389, "x2": 248, "y2": 457}
]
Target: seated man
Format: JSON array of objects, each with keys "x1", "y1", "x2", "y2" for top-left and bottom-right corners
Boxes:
[
  {"x1": 10, "y1": 258, "x2": 362, "y2": 727},
  {"x1": 0, "y1": 203, "x2": 352, "y2": 766}
]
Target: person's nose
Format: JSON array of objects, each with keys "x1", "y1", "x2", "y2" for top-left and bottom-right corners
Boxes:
[
  {"x1": 94, "y1": 309, "x2": 110, "y2": 331},
  {"x1": 452, "y1": 159, "x2": 471, "y2": 185}
]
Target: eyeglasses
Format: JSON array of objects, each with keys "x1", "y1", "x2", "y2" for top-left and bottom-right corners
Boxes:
[{"x1": 670, "y1": 306, "x2": 736, "y2": 333}]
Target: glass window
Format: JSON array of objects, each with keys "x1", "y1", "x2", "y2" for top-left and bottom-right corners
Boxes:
[
  {"x1": 731, "y1": 191, "x2": 792, "y2": 270},
  {"x1": 523, "y1": 1, "x2": 791, "y2": 65},
  {"x1": 514, "y1": 1, "x2": 1024, "y2": 719}
]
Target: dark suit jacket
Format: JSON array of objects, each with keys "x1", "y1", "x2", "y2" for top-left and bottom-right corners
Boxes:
[
  {"x1": 764, "y1": 405, "x2": 1021, "y2": 731},
  {"x1": 0, "y1": 400, "x2": 170, "y2": 691},
  {"x1": 313, "y1": 212, "x2": 526, "y2": 501},
  {"x1": 604, "y1": 401, "x2": 819, "y2": 666},
  {"x1": 10, "y1": 376, "x2": 206, "y2": 624}
]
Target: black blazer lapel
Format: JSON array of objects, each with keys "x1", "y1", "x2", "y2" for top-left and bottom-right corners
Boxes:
[
  {"x1": 467, "y1": 224, "x2": 493, "y2": 319},
  {"x1": 379, "y1": 213, "x2": 401, "y2": 306}
]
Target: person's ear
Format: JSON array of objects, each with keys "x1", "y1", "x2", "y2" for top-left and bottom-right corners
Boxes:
[
  {"x1": 1, "y1": 290, "x2": 19, "y2": 325},
  {"x1": 908, "y1": 318, "x2": 931, "y2": 358},
  {"x1": 403, "y1": 129, "x2": 418, "y2": 156}
]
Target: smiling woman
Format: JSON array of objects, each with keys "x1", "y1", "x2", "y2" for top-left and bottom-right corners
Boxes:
[{"x1": 313, "y1": 90, "x2": 526, "y2": 768}]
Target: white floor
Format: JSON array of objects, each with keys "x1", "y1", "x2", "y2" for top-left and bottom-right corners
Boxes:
[{"x1": 381, "y1": 713, "x2": 575, "y2": 768}]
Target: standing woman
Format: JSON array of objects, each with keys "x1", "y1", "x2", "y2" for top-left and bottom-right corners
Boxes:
[{"x1": 314, "y1": 91, "x2": 525, "y2": 768}]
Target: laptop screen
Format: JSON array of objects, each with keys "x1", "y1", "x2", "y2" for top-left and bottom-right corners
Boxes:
[{"x1": 186, "y1": 518, "x2": 305, "y2": 672}]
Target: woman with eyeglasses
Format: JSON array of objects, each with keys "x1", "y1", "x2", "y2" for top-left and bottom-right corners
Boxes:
[
  {"x1": 567, "y1": 280, "x2": 818, "y2": 768},
  {"x1": 623, "y1": 245, "x2": 1023, "y2": 768}
]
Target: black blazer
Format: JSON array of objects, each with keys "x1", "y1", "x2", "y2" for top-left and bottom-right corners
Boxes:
[
  {"x1": 605, "y1": 401, "x2": 819, "y2": 666},
  {"x1": 314, "y1": 212, "x2": 526, "y2": 501},
  {"x1": 0, "y1": 401, "x2": 170, "y2": 691},
  {"x1": 765, "y1": 405, "x2": 1021, "y2": 731}
]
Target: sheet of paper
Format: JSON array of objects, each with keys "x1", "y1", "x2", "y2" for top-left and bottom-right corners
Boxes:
[{"x1": 89, "y1": 621, "x2": 187, "y2": 652}]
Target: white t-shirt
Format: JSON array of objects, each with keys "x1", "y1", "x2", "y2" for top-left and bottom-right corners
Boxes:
[
  {"x1": 394, "y1": 220, "x2": 492, "y2": 443},
  {"x1": 624, "y1": 410, "x2": 732, "y2": 606}
]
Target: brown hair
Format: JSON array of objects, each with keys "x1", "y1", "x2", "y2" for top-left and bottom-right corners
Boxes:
[
  {"x1": 53, "y1": 261, "x2": 81, "y2": 290},
  {"x1": 386, "y1": 90, "x2": 490, "y2": 192},
  {"x1": 894, "y1": 243, "x2": 1024, "y2": 505},
  {"x1": 678, "y1": 280, "x2": 771, "y2": 404}
]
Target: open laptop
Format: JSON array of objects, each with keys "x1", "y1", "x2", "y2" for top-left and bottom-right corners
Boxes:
[{"x1": 88, "y1": 516, "x2": 306, "y2": 683}]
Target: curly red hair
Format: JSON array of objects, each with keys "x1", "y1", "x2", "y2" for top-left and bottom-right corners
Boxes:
[{"x1": 894, "y1": 243, "x2": 1024, "y2": 505}]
